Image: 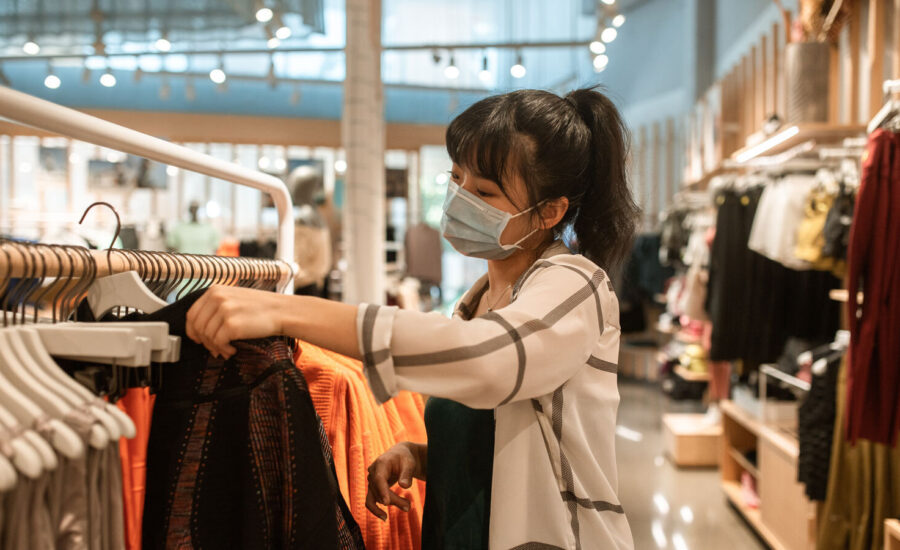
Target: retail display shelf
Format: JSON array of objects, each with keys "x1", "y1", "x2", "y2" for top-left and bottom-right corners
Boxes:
[
  {"x1": 674, "y1": 365, "x2": 710, "y2": 382},
  {"x1": 720, "y1": 399, "x2": 764, "y2": 437},
  {"x1": 722, "y1": 481, "x2": 787, "y2": 550},
  {"x1": 730, "y1": 124, "x2": 866, "y2": 164},
  {"x1": 728, "y1": 448, "x2": 759, "y2": 478},
  {"x1": 885, "y1": 518, "x2": 900, "y2": 550}
]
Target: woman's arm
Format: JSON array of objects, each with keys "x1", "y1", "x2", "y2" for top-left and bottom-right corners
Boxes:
[{"x1": 185, "y1": 285, "x2": 362, "y2": 359}]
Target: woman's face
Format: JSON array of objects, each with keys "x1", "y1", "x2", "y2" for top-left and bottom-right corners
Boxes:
[{"x1": 449, "y1": 162, "x2": 538, "y2": 249}]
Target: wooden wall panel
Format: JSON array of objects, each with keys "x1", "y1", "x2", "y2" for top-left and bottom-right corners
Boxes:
[
  {"x1": 849, "y1": 0, "x2": 862, "y2": 124},
  {"x1": 869, "y1": 0, "x2": 887, "y2": 119}
]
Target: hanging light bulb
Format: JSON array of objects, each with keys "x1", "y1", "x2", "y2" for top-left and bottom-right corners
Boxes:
[
  {"x1": 593, "y1": 54, "x2": 609, "y2": 72},
  {"x1": 334, "y1": 159, "x2": 347, "y2": 174},
  {"x1": 43, "y1": 63, "x2": 60, "y2": 89},
  {"x1": 612, "y1": 14, "x2": 626, "y2": 27},
  {"x1": 590, "y1": 41, "x2": 606, "y2": 54},
  {"x1": 256, "y1": 7, "x2": 274, "y2": 22},
  {"x1": 185, "y1": 77, "x2": 196, "y2": 101},
  {"x1": 210, "y1": 54, "x2": 226, "y2": 84},
  {"x1": 23, "y1": 39, "x2": 40, "y2": 55},
  {"x1": 601, "y1": 27, "x2": 618, "y2": 43},
  {"x1": 510, "y1": 51, "x2": 526, "y2": 79},
  {"x1": 276, "y1": 25, "x2": 292, "y2": 39},
  {"x1": 155, "y1": 31, "x2": 172, "y2": 52},
  {"x1": 478, "y1": 55, "x2": 491, "y2": 84},
  {"x1": 444, "y1": 54, "x2": 459, "y2": 79},
  {"x1": 100, "y1": 65, "x2": 117, "y2": 88}
]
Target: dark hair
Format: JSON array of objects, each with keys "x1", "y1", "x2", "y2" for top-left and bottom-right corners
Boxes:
[{"x1": 445, "y1": 86, "x2": 640, "y2": 273}]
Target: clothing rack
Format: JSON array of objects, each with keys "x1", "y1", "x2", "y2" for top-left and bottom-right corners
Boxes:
[{"x1": 0, "y1": 85, "x2": 296, "y2": 294}]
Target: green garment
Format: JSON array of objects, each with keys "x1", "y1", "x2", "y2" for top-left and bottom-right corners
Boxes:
[
  {"x1": 817, "y1": 358, "x2": 900, "y2": 550},
  {"x1": 420, "y1": 397, "x2": 494, "y2": 550},
  {"x1": 166, "y1": 222, "x2": 219, "y2": 255}
]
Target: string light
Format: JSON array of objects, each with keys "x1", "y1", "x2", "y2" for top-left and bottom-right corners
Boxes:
[
  {"x1": 590, "y1": 41, "x2": 606, "y2": 54},
  {"x1": 155, "y1": 31, "x2": 172, "y2": 52},
  {"x1": 593, "y1": 54, "x2": 609, "y2": 72},
  {"x1": 510, "y1": 51, "x2": 526, "y2": 79},
  {"x1": 23, "y1": 39, "x2": 40, "y2": 55},
  {"x1": 256, "y1": 7, "x2": 274, "y2": 22},
  {"x1": 601, "y1": 27, "x2": 618, "y2": 43},
  {"x1": 100, "y1": 67, "x2": 117, "y2": 88},
  {"x1": 210, "y1": 54, "x2": 226, "y2": 84},
  {"x1": 276, "y1": 25, "x2": 292, "y2": 39},
  {"x1": 334, "y1": 159, "x2": 347, "y2": 173},
  {"x1": 44, "y1": 64, "x2": 61, "y2": 89},
  {"x1": 613, "y1": 14, "x2": 626, "y2": 27}
]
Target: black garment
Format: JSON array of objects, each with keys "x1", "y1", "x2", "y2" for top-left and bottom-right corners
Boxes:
[
  {"x1": 618, "y1": 233, "x2": 674, "y2": 333},
  {"x1": 706, "y1": 187, "x2": 841, "y2": 363},
  {"x1": 91, "y1": 292, "x2": 363, "y2": 550},
  {"x1": 798, "y1": 350, "x2": 844, "y2": 501},
  {"x1": 822, "y1": 183, "x2": 855, "y2": 261},
  {"x1": 659, "y1": 209, "x2": 691, "y2": 268},
  {"x1": 421, "y1": 397, "x2": 494, "y2": 550}
]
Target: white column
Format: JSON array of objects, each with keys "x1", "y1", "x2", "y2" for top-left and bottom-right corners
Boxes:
[{"x1": 342, "y1": 0, "x2": 386, "y2": 304}]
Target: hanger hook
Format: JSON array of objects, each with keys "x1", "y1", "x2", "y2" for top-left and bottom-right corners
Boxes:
[{"x1": 78, "y1": 201, "x2": 121, "y2": 271}]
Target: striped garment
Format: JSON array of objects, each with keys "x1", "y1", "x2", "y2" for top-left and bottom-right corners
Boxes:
[{"x1": 358, "y1": 241, "x2": 633, "y2": 550}]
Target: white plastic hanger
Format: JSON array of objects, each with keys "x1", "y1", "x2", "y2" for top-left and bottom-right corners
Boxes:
[
  {"x1": 867, "y1": 99, "x2": 897, "y2": 134},
  {"x1": 0, "y1": 451, "x2": 16, "y2": 492},
  {"x1": 71, "y1": 321, "x2": 177, "y2": 364},
  {"x1": 31, "y1": 324, "x2": 153, "y2": 367},
  {"x1": 0, "y1": 401, "x2": 50, "y2": 477},
  {"x1": 2, "y1": 330, "x2": 110, "y2": 450},
  {"x1": 18, "y1": 327, "x2": 133, "y2": 440},
  {"x1": 86, "y1": 271, "x2": 167, "y2": 319},
  {"x1": 0, "y1": 331, "x2": 86, "y2": 459}
]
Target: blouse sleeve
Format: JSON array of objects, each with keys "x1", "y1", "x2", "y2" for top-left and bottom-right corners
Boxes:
[{"x1": 357, "y1": 256, "x2": 620, "y2": 409}]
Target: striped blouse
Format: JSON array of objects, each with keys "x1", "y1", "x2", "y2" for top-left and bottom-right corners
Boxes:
[{"x1": 357, "y1": 240, "x2": 633, "y2": 550}]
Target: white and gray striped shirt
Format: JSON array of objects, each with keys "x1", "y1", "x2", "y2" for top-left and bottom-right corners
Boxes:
[{"x1": 357, "y1": 241, "x2": 633, "y2": 550}]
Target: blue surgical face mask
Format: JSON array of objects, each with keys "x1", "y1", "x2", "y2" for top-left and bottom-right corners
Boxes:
[{"x1": 440, "y1": 179, "x2": 539, "y2": 260}]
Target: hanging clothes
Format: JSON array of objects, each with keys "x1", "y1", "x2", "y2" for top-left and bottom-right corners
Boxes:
[
  {"x1": 88, "y1": 292, "x2": 364, "y2": 550},
  {"x1": 845, "y1": 129, "x2": 900, "y2": 445},
  {"x1": 797, "y1": 349, "x2": 842, "y2": 501},
  {"x1": 116, "y1": 388, "x2": 155, "y2": 550},
  {"x1": 294, "y1": 340, "x2": 426, "y2": 550}
]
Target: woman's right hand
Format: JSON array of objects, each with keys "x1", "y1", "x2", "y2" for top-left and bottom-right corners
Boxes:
[{"x1": 366, "y1": 441, "x2": 426, "y2": 521}]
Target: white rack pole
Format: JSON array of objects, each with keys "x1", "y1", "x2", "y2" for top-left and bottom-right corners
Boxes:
[{"x1": 0, "y1": 85, "x2": 296, "y2": 293}]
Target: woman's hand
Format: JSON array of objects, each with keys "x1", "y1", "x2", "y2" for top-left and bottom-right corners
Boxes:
[
  {"x1": 185, "y1": 285, "x2": 286, "y2": 359},
  {"x1": 366, "y1": 442, "x2": 427, "y2": 521}
]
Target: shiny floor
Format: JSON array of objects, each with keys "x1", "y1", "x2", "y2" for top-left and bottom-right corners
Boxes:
[{"x1": 615, "y1": 381, "x2": 766, "y2": 550}]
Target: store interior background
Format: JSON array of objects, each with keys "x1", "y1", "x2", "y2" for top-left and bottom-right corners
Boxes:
[{"x1": 1, "y1": 0, "x2": 898, "y2": 548}]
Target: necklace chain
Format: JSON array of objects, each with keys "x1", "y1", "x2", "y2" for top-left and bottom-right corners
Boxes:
[{"x1": 485, "y1": 284, "x2": 513, "y2": 312}]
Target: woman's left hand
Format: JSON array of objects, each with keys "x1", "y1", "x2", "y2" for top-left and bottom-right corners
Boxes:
[{"x1": 185, "y1": 285, "x2": 285, "y2": 359}]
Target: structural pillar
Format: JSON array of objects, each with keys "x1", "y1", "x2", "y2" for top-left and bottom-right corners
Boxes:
[{"x1": 342, "y1": 0, "x2": 386, "y2": 304}]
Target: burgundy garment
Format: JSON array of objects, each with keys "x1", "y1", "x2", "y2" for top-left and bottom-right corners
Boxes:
[{"x1": 845, "y1": 130, "x2": 900, "y2": 445}]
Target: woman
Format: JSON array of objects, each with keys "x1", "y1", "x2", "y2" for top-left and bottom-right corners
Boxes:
[{"x1": 185, "y1": 87, "x2": 638, "y2": 550}]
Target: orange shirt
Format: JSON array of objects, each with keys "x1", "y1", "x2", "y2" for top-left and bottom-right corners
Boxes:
[
  {"x1": 116, "y1": 388, "x2": 156, "y2": 550},
  {"x1": 294, "y1": 341, "x2": 427, "y2": 550}
]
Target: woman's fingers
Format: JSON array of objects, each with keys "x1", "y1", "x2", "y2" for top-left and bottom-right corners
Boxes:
[
  {"x1": 365, "y1": 489, "x2": 387, "y2": 521},
  {"x1": 398, "y1": 455, "x2": 415, "y2": 489},
  {"x1": 388, "y1": 491, "x2": 410, "y2": 513}
]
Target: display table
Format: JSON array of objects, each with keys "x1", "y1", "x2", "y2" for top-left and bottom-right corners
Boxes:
[{"x1": 720, "y1": 399, "x2": 817, "y2": 550}]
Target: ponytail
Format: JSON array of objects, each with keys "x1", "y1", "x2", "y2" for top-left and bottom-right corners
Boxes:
[{"x1": 564, "y1": 87, "x2": 640, "y2": 273}]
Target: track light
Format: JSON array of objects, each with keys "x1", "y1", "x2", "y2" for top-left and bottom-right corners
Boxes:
[
  {"x1": 44, "y1": 64, "x2": 61, "y2": 89},
  {"x1": 478, "y1": 55, "x2": 491, "y2": 84},
  {"x1": 590, "y1": 41, "x2": 606, "y2": 54},
  {"x1": 23, "y1": 39, "x2": 40, "y2": 55},
  {"x1": 444, "y1": 54, "x2": 459, "y2": 79},
  {"x1": 612, "y1": 14, "x2": 626, "y2": 27},
  {"x1": 601, "y1": 27, "x2": 618, "y2": 43},
  {"x1": 510, "y1": 51, "x2": 526, "y2": 79},
  {"x1": 256, "y1": 7, "x2": 274, "y2": 22}
]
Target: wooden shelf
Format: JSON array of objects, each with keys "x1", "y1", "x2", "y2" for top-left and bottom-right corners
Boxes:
[
  {"x1": 721, "y1": 399, "x2": 765, "y2": 437},
  {"x1": 723, "y1": 481, "x2": 787, "y2": 550},
  {"x1": 731, "y1": 124, "x2": 865, "y2": 163},
  {"x1": 729, "y1": 447, "x2": 759, "y2": 478},
  {"x1": 674, "y1": 365, "x2": 710, "y2": 382}
]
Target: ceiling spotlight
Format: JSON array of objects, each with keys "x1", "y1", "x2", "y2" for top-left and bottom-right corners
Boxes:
[
  {"x1": 444, "y1": 55, "x2": 459, "y2": 79},
  {"x1": 256, "y1": 7, "x2": 274, "y2": 22},
  {"x1": 510, "y1": 51, "x2": 526, "y2": 79},
  {"x1": 601, "y1": 27, "x2": 618, "y2": 43},
  {"x1": 185, "y1": 78, "x2": 196, "y2": 101},
  {"x1": 43, "y1": 62, "x2": 60, "y2": 89},
  {"x1": 593, "y1": 54, "x2": 609, "y2": 71},
  {"x1": 590, "y1": 40, "x2": 606, "y2": 54},
  {"x1": 478, "y1": 55, "x2": 491, "y2": 84},
  {"x1": 23, "y1": 40, "x2": 40, "y2": 55},
  {"x1": 100, "y1": 69, "x2": 117, "y2": 88},
  {"x1": 159, "y1": 78, "x2": 171, "y2": 100},
  {"x1": 276, "y1": 25, "x2": 292, "y2": 40},
  {"x1": 612, "y1": 14, "x2": 626, "y2": 27},
  {"x1": 290, "y1": 84, "x2": 301, "y2": 105}
]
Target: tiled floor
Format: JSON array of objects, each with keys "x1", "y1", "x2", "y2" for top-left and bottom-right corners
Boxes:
[{"x1": 615, "y1": 381, "x2": 766, "y2": 550}]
